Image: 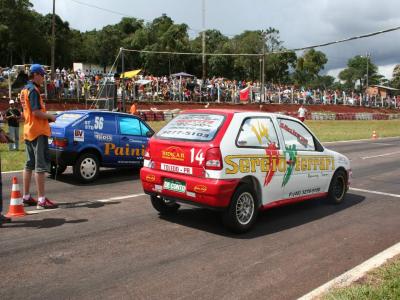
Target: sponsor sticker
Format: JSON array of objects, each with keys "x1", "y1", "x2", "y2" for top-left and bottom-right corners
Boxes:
[
  {"x1": 146, "y1": 175, "x2": 156, "y2": 182},
  {"x1": 194, "y1": 185, "x2": 207, "y2": 193},
  {"x1": 73, "y1": 129, "x2": 84, "y2": 142},
  {"x1": 162, "y1": 146, "x2": 185, "y2": 161},
  {"x1": 94, "y1": 131, "x2": 113, "y2": 142}
]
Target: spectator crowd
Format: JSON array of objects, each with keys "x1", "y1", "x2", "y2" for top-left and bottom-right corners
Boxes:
[{"x1": 2, "y1": 66, "x2": 400, "y2": 109}]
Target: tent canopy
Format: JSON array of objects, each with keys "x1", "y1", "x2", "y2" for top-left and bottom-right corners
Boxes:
[
  {"x1": 121, "y1": 69, "x2": 141, "y2": 78},
  {"x1": 171, "y1": 72, "x2": 194, "y2": 78}
]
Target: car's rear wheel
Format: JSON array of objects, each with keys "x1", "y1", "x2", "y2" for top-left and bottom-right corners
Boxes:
[
  {"x1": 327, "y1": 170, "x2": 347, "y2": 204},
  {"x1": 150, "y1": 195, "x2": 180, "y2": 215},
  {"x1": 222, "y1": 184, "x2": 258, "y2": 233},
  {"x1": 49, "y1": 162, "x2": 67, "y2": 177},
  {"x1": 73, "y1": 153, "x2": 99, "y2": 183}
]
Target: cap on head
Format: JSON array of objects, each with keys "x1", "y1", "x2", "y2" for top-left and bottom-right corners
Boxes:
[
  {"x1": 30, "y1": 64, "x2": 45, "y2": 76},
  {"x1": 9, "y1": 99, "x2": 15, "y2": 104}
]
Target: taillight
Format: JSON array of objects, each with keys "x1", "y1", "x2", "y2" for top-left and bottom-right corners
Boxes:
[
  {"x1": 54, "y1": 138, "x2": 68, "y2": 148},
  {"x1": 144, "y1": 145, "x2": 151, "y2": 160},
  {"x1": 205, "y1": 147, "x2": 223, "y2": 170}
]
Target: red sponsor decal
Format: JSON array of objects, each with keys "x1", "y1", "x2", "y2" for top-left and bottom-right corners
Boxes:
[{"x1": 194, "y1": 185, "x2": 207, "y2": 193}]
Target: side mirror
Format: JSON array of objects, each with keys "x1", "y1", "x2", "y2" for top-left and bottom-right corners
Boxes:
[{"x1": 146, "y1": 131, "x2": 154, "y2": 138}]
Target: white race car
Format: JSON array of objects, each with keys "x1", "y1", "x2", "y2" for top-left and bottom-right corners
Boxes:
[{"x1": 141, "y1": 109, "x2": 351, "y2": 233}]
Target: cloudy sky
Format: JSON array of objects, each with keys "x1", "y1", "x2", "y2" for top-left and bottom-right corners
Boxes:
[{"x1": 31, "y1": 0, "x2": 400, "y2": 79}]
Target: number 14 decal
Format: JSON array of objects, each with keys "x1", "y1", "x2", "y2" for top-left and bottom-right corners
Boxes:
[{"x1": 190, "y1": 148, "x2": 204, "y2": 165}]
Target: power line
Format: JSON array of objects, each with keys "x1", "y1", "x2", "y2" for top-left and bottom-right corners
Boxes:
[
  {"x1": 68, "y1": 0, "x2": 214, "y2": 35},
  {"x1": 121, "y1": 25, "x2": 400, "y2": 57}
]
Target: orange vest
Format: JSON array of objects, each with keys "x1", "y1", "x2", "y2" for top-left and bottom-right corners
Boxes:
[{"x1": 20, "y1": 84, "x2": 51, "y2": 141}]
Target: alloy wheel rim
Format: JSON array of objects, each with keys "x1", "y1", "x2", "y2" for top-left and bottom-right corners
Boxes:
[{"x1": 236, "y1": 192, "x2": 254, "y2": 225}]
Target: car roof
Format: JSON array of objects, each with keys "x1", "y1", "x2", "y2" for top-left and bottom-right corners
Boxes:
[
  {"x1": 180, "y1": 108, "x2": 296, "y2": 121},
  {"x1": 62, "y1": 110, "x2": 136, "y2": 117}
]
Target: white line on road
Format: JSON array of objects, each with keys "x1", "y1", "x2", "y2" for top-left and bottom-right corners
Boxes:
[
  {"x1": 322, "y1": 136, "x2": 399, "y2": 145},
  {"x1": 350, "y1": 187, "x2": 400, "y2": 198},
  {"x1": 372, "y1": 142, "x2": 395, "y2": 146},
  {"x1": 360, "y1": 151, "x2": 400, "y2": 159},
  {"x1": 299, "y1": 241, "x2": 400, "y2": 300},
  {"x1": 26, "y1": 193, "x2": 146, "y2": 215}
]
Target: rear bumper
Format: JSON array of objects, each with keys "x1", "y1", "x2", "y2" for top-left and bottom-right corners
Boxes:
[
  {"x1": 49, "y1": 149, "x2": 79, "y2": 166},
  {"x1": 140, "y1": 167, "x2": 239, "y2": 208}
]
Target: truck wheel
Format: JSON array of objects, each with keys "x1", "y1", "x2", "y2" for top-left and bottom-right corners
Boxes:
[
  {"x1": 222, "y1": 184, "x2": 258, "y2": 233},
  {"x1": 151, "y1": 195, "x2": 180, "y2": 215},
  {"x1": 327, "y1": 170, "x2": 347, "y2": 204},
  {"x1": 73, "y1": 153, "x2": 99, "y2": 183},
  {"x1": 50, "y1": 163, "x2": 67, "y2": 176}
]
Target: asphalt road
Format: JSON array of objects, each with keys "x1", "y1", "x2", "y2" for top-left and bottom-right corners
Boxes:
[{"x1": 1, "y1": 137, "x2": 399, "y2": 299}]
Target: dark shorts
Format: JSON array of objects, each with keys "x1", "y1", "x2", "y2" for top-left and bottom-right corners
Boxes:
[{"x1": 25, "y1": 135, "x2": 50, "y2": 173}]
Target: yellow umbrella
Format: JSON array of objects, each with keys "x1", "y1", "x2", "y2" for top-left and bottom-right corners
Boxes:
[{"x1": 121, "y1": 69, "x2": 141, "y2": 78}]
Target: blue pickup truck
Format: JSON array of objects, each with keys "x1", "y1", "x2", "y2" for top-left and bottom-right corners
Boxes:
[{"x1": 49, "y1": 110, "x2": 154, "y2": 182}]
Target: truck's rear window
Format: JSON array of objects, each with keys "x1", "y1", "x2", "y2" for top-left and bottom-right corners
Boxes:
[{"x1": 156, "y1": 113, "x2": 225, "y2": 141}]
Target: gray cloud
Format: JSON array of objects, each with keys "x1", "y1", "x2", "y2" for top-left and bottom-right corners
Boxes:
[{"x1": 31, "y1": 0, "x2": 400, "y2": 78}]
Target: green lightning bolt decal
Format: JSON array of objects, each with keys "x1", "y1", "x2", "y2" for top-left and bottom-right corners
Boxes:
[{"x1": 282, "y1": 144, "x2": 297, "y2": 187}]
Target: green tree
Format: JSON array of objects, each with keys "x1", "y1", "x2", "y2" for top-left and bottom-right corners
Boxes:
[
  {"x1": 190, "y1": 29, "x2": 231, "y2": 77},
  {"x1": 294, "y1": 49, "x2": 328, "y2": 85},
  {"x1": 338, "y1": 55, "x2": 380, "y2": 91},
  {"x1": 390, "y1": 64, "x2": 400, "y2": 89},
  {"x1": 231, "y1": 31, "x2": 263, "y2": 80}
]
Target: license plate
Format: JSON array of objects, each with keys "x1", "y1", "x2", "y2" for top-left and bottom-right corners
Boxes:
[
  {"x1": 163, "y1": 178, "x2": 186, "y2": 193},
  {"x1": 161, "y1": 163, "x2": 192, "y2": 175},
  {"x1": 48, "y1": 137, "x2": 53, "y2": 145}
]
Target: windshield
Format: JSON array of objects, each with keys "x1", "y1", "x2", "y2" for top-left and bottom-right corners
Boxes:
[{"x1": 156, "y1": 113, "x2": 225, "y2": 141}]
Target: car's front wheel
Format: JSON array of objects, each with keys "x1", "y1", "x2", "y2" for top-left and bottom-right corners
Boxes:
[
  {"x1": 222, "y1": 184, "x2": 258, "y2": 233},
  {"x1": 150, "y1": 195, "x2": 180, "y2": 215},
  {"x1": 73, "y1": 153, "x2": 100, "y2": 183},
  {"x1": 327, "y1": 170, "x2": 347, "y2": 204}
]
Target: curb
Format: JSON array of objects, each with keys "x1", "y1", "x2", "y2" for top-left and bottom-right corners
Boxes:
[{"x1": 298, "y1": 241, "x2": 400, "y2": 299}]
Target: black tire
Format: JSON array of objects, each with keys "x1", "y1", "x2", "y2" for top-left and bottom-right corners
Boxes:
[
  {"x1": 327, "y1": 170, "x2": 347, "y2": 204},
  {"x1": 222, "y1": 184, "x2": 258, "y2": 233},
  {"x1": 49, "y1": 162, "x2": 67, "y2": 176},
  {"x1": 150, "y1": 195, "x2": 180, "y2": 215},
  {"x1": 73, "y1": 153, "x2": 100, "y2": 183}
]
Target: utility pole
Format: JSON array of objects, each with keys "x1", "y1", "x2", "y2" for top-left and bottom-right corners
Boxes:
[
  {"x1": 51, "y1": 0, "x2": 56, "y2": 79},
  {"x1": 121, "y1": 47, "x2": 125, "y2": 112},
  {"x1": 366, "y1": 52, "x2": 370, "y2": 90},
  {"x1": 202, "y1": 0, "x2": 206, "y2": 81},
  {"x1": 261, "y1": 30, "x2": 266, "y2": 103}
]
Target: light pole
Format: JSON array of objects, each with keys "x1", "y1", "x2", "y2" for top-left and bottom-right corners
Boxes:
[
  {"x1": 364, "y1": 53, "x2": 370, "y2": 107},
  {"x1": 261, "y1": 30, "x2": 266, "y2": 103},
  {"x1": 202, "y1": 0, "x2": 206, "y2": 81},
  {"x1": 51, "y1": 0, "x2": 56, "y2": 80}
]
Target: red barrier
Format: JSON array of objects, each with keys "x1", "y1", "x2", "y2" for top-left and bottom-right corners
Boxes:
[
  {"x1": 145, "y1": 112, "x2": 155, "y2": 121},
  {"x1": 154, "y1": 111, "x2": 164, "y2": 121}
]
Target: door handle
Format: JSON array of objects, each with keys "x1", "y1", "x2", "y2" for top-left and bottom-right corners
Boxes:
[{"x1": 237, "y1": 140, "x2": 247, "y2": 145}]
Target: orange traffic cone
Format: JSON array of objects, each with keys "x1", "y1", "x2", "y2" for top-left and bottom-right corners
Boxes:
[
  {"x1": 371, "y1": 130, "x2": 378, "y2": 139},
  {"x1": 5, "y1": 177, "x2": 26, "y2": 218}
]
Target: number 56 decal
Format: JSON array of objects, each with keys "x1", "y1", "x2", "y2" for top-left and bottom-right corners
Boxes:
[{"x1": 190, "y1": 148, "x2": 204, "y2": 165}]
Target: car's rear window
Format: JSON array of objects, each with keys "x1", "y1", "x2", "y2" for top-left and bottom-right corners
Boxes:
[
  {"x1": 55, "y1": 113, "x2": 85, "y2": 126},
  {"x1": 156, "y1": 113, "x2": 225, "y2": 141}
]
